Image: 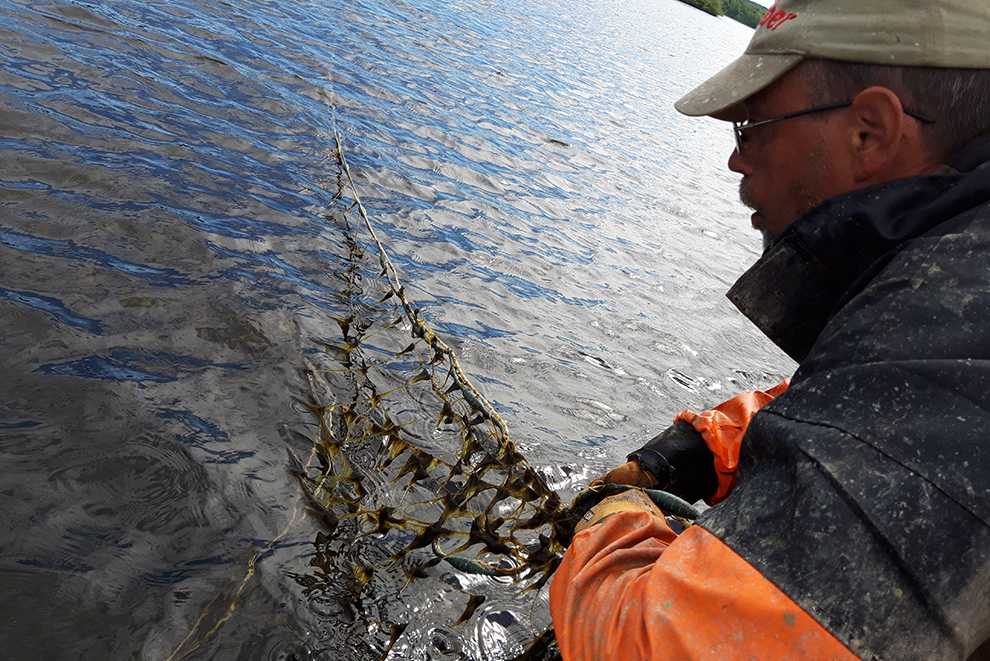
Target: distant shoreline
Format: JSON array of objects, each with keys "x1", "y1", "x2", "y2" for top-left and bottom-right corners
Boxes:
[{"x1": 679, "y1": 0, "x2": 768, "y2": 28}]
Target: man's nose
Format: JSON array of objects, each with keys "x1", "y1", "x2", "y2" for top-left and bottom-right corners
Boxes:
[{"x1": 728, "y1": 147, "x2": 748, "y2": 175}]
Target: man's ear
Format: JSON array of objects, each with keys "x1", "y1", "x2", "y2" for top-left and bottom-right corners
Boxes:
[{"x1": 846, "y1": 86, "x2": 906, "y2": 184}]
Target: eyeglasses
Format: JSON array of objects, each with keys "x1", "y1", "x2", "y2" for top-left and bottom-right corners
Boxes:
[{"x1": 732, "y1": 101, "x2": 936, "y2": 153}]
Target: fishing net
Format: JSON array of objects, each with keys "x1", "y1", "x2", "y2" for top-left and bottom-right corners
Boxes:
[
  {"x1": 161, "y1": 120, "x2": 702, "y2": 661},
  {"x1": 285, "y1": 118, "x2": 701, "y2": 659},
  {"x1": 284, "y1": 130, "x2": 577, "y2": 660},
  {"x1": 157, "y1": 115, "x2": 704, "y2": 660}
]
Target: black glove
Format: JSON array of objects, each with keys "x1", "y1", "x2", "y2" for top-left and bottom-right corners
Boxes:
[{"x1": 626, "y1": 420, "x2": 718, "y2": 504}]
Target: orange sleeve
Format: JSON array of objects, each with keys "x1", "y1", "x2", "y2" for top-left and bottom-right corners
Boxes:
[
  {"x1": 548, "y1": 511, "x2": 856, "y2": 661},
  {"x1": 674, "y1": 378, "x2": 790, "y2": 504}
]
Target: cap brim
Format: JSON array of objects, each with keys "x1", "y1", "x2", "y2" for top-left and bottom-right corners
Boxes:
[{"x1": 674, "y1": 53, "x2": 804, "y2": 121}]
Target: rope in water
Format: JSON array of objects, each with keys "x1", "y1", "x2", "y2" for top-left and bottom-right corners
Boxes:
[
  {"x1": 330, "y1": 129, "x2": 513, "y2": 446},
  {"x1": 327, "y1": 64, "x2": 512, "y2": 444}
]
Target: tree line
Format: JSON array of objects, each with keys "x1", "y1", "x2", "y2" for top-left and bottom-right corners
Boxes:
[{"x1": 679, "y1": 0, "x2": 768, "y2": 28}]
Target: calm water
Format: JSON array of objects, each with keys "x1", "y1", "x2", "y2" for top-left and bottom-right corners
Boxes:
[{"x1": 0, "y1": 0, "x2": 790, "y2": 658}]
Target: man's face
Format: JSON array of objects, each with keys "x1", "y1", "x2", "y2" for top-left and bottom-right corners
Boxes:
[{"x1": 728, "y1": 69, "x2": 848, "y2": 245}]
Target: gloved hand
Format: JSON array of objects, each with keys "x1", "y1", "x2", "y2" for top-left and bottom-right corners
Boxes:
[
  {"x1": 594, "y1": 459, "x2": 657, "y2": 489},
  {"x1": 573, "y1": 488, "x2": 666, "y2": 535}
]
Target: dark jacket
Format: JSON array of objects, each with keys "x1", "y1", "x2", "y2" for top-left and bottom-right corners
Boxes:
[{"x1": 645, "y1": 135, "x2": 990, "y2": 660}]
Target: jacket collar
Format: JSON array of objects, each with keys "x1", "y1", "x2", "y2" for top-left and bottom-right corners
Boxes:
[{"x1": 726, "y1": 135, "x2": 990, "y2": 363}]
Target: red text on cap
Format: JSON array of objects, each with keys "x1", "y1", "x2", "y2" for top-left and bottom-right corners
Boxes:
[{"x1": 759, "y1": 4, "x2": 798, "y2": 30}]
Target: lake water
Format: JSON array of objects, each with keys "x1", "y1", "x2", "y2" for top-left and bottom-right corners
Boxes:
[{"x1": 0, "y1": 0, "x2": 792, "y2": 658}]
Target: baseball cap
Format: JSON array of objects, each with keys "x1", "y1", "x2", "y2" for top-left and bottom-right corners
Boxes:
[{"x1": 675, "y1": 0, "x2": 990, "y2": 121}]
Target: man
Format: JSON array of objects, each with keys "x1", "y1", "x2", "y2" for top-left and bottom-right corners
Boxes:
[{"x1": 548, "y1": 0, "x2": 990, "y2": 659}]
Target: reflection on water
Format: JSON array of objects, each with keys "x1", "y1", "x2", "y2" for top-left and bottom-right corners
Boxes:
[{"x1": 0, "y1": 0, "x2": 791, "y2": 658}]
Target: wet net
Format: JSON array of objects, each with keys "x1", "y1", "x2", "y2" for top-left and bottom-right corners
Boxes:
[
  {"x1": 284, "y1": 114, "x2": 702, "y2": 659},
  {"x1": 156, "y1": 73, "x2": 706, "y2": 661},
  {"x1": 285, "y1": 129, "x2": 577, "y2": 660}
]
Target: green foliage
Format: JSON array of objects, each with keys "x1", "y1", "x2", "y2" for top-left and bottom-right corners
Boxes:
[
  {"x1": 720, "y1": 0, "x2": 769, "y2": 28},
  {"x1": 675, "y1": 0, "x2": 768, "y2": 27},
  {"x1": 679, "y1": 0, "x2": 724, "y2": 16}
]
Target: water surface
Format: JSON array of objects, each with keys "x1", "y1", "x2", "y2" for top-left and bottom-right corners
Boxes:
[{"x1": 0, "y1": 0, "x2": 791, "y2": 658}]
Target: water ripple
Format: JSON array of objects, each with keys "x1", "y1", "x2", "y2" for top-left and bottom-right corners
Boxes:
[{"x1": 0, "y1": 0, "x2": 793, "y2": 658}]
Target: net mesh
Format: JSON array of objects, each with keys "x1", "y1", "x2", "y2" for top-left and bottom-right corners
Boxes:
[{"x1": 287, "y1": 130, "x2": 576, "y2": 659}]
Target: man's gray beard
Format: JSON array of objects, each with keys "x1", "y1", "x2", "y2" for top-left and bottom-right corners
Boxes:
[{"x1": 738, "y1": 180, "x2": 774, "y2": 252}]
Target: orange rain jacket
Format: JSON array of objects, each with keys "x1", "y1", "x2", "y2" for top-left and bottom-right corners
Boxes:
[
  {"x1": 549, "y1": 383, "x2": 857, "y2": 661},
  {"x1": 672, "y1": 379, "x2": 789, "y2": 505}
]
